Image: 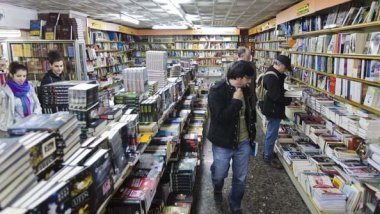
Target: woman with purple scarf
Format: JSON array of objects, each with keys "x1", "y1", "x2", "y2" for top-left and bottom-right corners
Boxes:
[{"x1": 0, "y1": 62, "x2": 42, "y2": 133}]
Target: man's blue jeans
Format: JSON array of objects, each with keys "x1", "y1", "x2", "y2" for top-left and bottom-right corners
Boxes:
[
  {"x1": 210, "y1": 139, "x2": 251, "y2": 211},
  {"x1": 263, "y1": 117, "x2": 281, "y2": 161}
]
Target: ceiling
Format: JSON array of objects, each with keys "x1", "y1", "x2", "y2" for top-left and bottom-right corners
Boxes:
[{"x1": 1, "y1": 0, "x2": 300, "y2": 29}]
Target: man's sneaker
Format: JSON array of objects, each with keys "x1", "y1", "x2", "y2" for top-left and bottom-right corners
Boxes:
[{"x1": 214, "y1": 191, "x2": 223, "y2": 203}]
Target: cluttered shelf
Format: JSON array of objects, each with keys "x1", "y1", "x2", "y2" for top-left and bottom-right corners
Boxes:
[
  {"x1": 276, "y1": 153, "x2": 322, "y2": 214},
  {"x1": 254, "y1": 48, "x2": 284, "y2": 52},
  {"x1": 290, "y1": 77, "x2": 380, "y2": 116},
  {"x1": 95, "y1": 49, "x2": 134, "y2": 53},
  {"x1": 287, "y1": 51, "x2": 380, "y2": 60},
  {"x1": 292, "y1": 21, "x2": 380, "y2": 38},
  {"x1": 98, "y1": 85, "x2": 191, "y2": 213},
  {"x1": 292, "y1": 65, "x2": 380, "y2": 88},
  {"x1": 174, "y1": 40, "x2": 238, "y2": 43},
  {"x1": 254, "y1": 39, "x2": 288, "y2": 43}
]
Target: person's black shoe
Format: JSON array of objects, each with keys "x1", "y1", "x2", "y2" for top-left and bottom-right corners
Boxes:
[
  {"x1": 228, "y1": 196, "x2": 242, "y2": 214},
  {"x1": 263, "y1": 158, "x2": 283, "y2": 169},
  {"x1": 214, "y1": 191, "x2": 223, "y2": 203}
]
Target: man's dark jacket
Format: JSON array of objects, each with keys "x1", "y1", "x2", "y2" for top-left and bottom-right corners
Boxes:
[
  {"x1": 40, "y1": 70, "x2": 62, "y2": 86},
  {"x1": 262, "y1": 66, "x2": 292, "y2": 119},
  {"x1": 208, "y1": 79, "x2": 256, "y2": 149}
]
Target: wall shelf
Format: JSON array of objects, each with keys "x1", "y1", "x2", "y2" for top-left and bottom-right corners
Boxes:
[
  {"x1": 293, "y1": 65, "x2": 380, "y2": 88},
  {"x1": 288, "y1": 51, "x2": 380, "y2": 60},
  {"x1": 290, "y1": 77, "x2": 380, "y2": 116},
  {"x1": 292, "y1": 21, "x2": 380, "y2": 38}
]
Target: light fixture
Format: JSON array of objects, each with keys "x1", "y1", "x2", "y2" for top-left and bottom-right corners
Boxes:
[
  {"x1": 120, "y1": 14, "x2": 140, "y2": 25},
  {"x1": 152, "y1": 25, "x2": 188, "y2": 29},
  {"x1": 185, "y1": 14, "x2": 200, "y2": 21},
  {"x1": 0, "y1": 30, "x2": 21, "y2": 38}
]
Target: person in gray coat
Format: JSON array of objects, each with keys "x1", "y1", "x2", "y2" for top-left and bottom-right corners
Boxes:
[{"x1": 0, "y1": 62, "x2": 42, "y2": 136}]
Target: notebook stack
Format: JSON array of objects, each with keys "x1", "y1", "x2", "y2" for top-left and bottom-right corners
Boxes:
[{"x1": 123, "y1": 67, "x2": 148, "y2": 94}]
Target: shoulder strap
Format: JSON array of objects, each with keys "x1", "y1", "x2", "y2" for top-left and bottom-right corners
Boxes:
[{"x1": 264, "y1": 71, "x2": 278, "y2": 78}]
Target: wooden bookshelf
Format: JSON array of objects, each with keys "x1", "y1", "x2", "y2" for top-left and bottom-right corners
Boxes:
[
  {"x1": 174, "y1": 40, "x2": 238, "y2": 43},
  {"x1": 97, "y1": 86, "x2": 190, "y2": 213},
  {"x1": 254, "y1": 39, "x2": 287, "y2": 43},
  {"x1": 172, "y1": 48, "x2": 236, "y2": 51},
  {"x1": 276, "y1": 153, "x2": 322, "y2": 214},
  {"x1": 292, "y1": 21, "x2": 380, "y2": 38},
  {"x1": 95, "y1": 49, "x2": 131, "y2": 53},
  {"x1": 255, "y1": 48, "x2": 285, "y2": 52},
  {"x1": 293, "y1": 65, "x2": 380, "y2": 88},
  {"x1": 288, "y1": 51, "x2": 380, "y2": 60},
  {"x1": 135, "y1": 41, "x2": 174, "y2": 44},
  {"x1": 290, "y1": 77, "x2": 380, "y2": 116}
]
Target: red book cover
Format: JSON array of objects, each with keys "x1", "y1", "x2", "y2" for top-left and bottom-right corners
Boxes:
[{"x1": 329, "y1": 76, "x2": 336, "y2": 93}]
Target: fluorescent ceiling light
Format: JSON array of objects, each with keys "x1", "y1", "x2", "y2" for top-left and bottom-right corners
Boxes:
[
  {"x1": 0, "y1": 30, "x2": 21, "y2": 38},
  {"x1": 176, "y1": 0, "x2": 193, "y2": 3},
  {"x1": 120, "y1": 14, "x2": 140, "y2": 25},
  {"x1": 185, "y1": 14, "x2": 200, "y2": 21},
  {"x1": 152, "y1": 25, "x2": 188, "y2": 29}
]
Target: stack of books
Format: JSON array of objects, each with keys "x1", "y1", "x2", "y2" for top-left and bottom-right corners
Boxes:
[
  {"x1": 41, "y1": 80, "x2": 94, "y2": 113},
  {"x1": 8, "y1": 112, "x2": 80, "y2": 165},
  {"x1": 170, "y1": 64, "x2": 181, "y2": 77},
  {"x1": 146, "y1": 51, "x2": 168, "y2": 89},
  {"x1": 108, "y1": 167, "x2": 161, "y2": 214},
  {"x1": 170, "y1": 157, "x2": 197, "y2": 193},
  {"x1": 0, "y1": 137, "x2": 37, "y2": 208},
  {"x1": 68, "y1": 83, "x2": 99, "y2": 110},
  {"x1": 123, "y1": 67, "x2": 148, "y2": 93},
  {"x1": 114, "y1": 92, "x2": 141, "y2": 111},
  {"x1": 140, "y1": 95, "x2": 162, "y2": 123},
  {"x1": 148, "y1": 81, "x2": 158, "y2": 96},
  {"x1": 10, "y1": 148, "x2": 114, "y2": 213},
  {"x1": 369, "y1": 144, "x2": 380, "y2": 171}
]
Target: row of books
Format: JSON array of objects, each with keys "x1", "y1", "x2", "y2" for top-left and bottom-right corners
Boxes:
[
  {"x1": 300, "y1": 90, "x2": 380, "y2": 140},
  {"x1": 135, "y1": 35, "x2": 238, "y2": 43},
  {"x1": 174, "y1": 42, "x2": 237, "y2": 50},
  {"x1": 291, "y1": 54, "x2": 380, "y2": 82},
  {"x1": 291, "y1": 32, "x2": 380, "y2": 55},
  {"x1": 11, "y1": 43, "x2": 75, "y2": 58},
  {"x1": 254, "y1": 42, "x2": 281, "y2": 50},
  {"x1": 88, "y1": 30, "x2": 135, "y2": 45},
  {"x1": 289, "y1": 1, "x2": 380, "y2": 34},
  {"x1": 275, "y1": 125, "x2": 379, "y2": 213},
  {"x1": 292, "y1": 68, "x2": 380, "y2": 109},
  {"x1": 253, "y1": 30, "x2": 276, "y2": 42}
]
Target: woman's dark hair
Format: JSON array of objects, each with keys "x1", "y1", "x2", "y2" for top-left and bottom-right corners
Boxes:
[
  {"x1": 227, "y1": 60, "x2": 255, "y2": 79},
  {"x1": 9, "y1": 61, "x2": 28, "y2": 75},
  {"x1": 47, "y1": 50, "x2": 63, "y2": 64}
]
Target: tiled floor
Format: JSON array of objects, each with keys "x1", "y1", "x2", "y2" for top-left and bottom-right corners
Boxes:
[{"x1": 193, "y1": 120, "x2": 310, "y2": 214}]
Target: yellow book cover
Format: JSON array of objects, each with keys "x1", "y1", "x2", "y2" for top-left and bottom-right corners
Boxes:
[{"x1": 139, "y1": 134, "x2": 152, "y2": 144}]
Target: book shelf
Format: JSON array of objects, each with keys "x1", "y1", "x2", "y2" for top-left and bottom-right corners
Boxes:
[
  {"x1": 97, "y1": 85, "x2": 191, "y2": 214},
  {"x1": 276, "y1": 152, "x2": 321, "y2": 214},
  {"x1": 6, "y1": 40, "x2": 88, "y2": 85},
  {"x1": 251, "y1": 1, "x2": 380, "y2": 213},
  {"x1": 132, "y1": 35, "x2": 238, "y2": 67},
  {"x1": 86, "y1": 30, "x2": 134, "y2": 89}
]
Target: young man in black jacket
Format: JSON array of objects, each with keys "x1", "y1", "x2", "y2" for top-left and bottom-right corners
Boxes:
[
  {"x1": 262, "y1": 55, "x2": 292, "y2": 168},
  {"x1": 40, "y1": 50, "x2": 64, "y2": 86},
  {"x1": 208, "y1": 60, "x2": 256, "y2": 214}
]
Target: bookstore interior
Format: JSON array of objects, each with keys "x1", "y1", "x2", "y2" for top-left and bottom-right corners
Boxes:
[{"x1": 1, "y1": 0, "x2": 380, "y2": 213}]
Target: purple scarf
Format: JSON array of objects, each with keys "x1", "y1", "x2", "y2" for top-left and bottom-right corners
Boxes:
[{"x1": 6, "y1": 79, "x2": 31, "y2": 117}]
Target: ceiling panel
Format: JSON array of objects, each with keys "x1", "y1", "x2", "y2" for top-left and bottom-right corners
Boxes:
[{"x1": 0, "y1": 0, "x2": 300, "y2": 29}]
